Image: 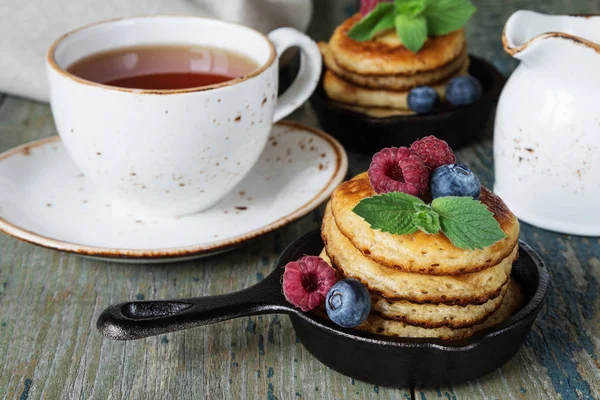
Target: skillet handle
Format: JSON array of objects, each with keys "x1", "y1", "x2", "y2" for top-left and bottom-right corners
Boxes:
[{"x1": 96, "y1": 269, "x2": 293, "y2": 340}]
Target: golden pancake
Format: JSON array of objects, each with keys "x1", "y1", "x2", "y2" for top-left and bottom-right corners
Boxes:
[
  {"x1": 323, "y1": 62, "x2": 469, "y2": 109},
  {"x1": 357, "y1": 279, "x2": 524, "y2": 340},
  {"x1": 329, "y1": 14, "x2": 466, "y2": 75},
  {"x1": 321, "y1": 204, "x2": 514, "y2": 305},
  {"x1": 318, "y1": 247, "x2": 509, "y2": 328},
  {"x1": 371, "y1": 283, "x2": 507, "y2": 329},
  {"x1": 331, "y1": 173, "x2": 520, "y2": 275},
  {"x1": 319, "y1": 41, "x2": 469, "y2": 90},
  {"x1": 336, "y1": 103, "x2": 415, "y2": 117}
]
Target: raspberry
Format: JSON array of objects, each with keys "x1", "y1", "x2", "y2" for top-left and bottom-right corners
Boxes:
[
  {"x1": 410, "y1": 136, "x2": 456, "y2": 171},
  {"x1": 360, "y1": 0, "x2": 391, "y2": 16},
  {"x1": 283, "y1": 256, "x2": 338, "y2": 312},
  {"x1": 368, "y1": 147, "x2": 429, "y2": 196}
]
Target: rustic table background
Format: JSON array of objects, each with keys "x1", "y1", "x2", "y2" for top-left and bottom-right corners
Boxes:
[{"x1": 1, "y1": 1, "x2": 600, "y2": 399}]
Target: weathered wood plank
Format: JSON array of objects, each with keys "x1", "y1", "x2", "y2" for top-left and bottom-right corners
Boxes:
[{"x1": 2, "y1": 1, "x2": 600, "y2": 399}]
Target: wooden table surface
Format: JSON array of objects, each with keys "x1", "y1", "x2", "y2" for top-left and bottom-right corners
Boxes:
[{"x1": 1, "y1": 1, "x2": 600, "y2": 399}]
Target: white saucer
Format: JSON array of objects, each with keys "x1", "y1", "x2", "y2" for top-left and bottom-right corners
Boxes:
[{"x1": 0, "y1": 121, "x2": 347, "y2": 263}]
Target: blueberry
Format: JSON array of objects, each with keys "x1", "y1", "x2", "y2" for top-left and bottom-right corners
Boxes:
[
  {"x1": 446, "y1": 76, "x2": 482, "y2": 106},
  {"x1": 407, "y1": 86, "x2": 439, "y2": 114},
  {"x1": 430, "y1": 163, "x2": 481, "y2": 199},
  {"x1": 325, "y1": 279, "x2": 371, "y2": 328}
]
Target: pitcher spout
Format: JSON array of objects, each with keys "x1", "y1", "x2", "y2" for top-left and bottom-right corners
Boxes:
[{"x1": 503, "y1": 10, "x2": 600, "y2": 63}]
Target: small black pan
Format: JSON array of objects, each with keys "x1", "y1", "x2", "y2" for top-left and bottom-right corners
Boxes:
[
  {"x1": 97, "y1": 229, "x2": 549, "y2": 388},
  {"x1": 309, "y1": 56, "x2": 505, "y2": 153}
]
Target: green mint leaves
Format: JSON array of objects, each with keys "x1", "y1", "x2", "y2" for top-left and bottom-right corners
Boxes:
[
  {"x1": 431, "y1": 196, "x2": 507, "y2": 250},
  {"x1": 424, "y1": 0, "x2": 477, "y2": 36},
  {"x1": 347, "y1": 0, "x2": 476, "y2": 53},
  {"x1": 395, "y1": 0, "x2": 425, "y2": 17},
  {"x1": 412, "y1": 203, "x2": 440, "y2": 234},
  {"x1": 352, "y1": 192, "x2": 423, "y2": 236},
  {"x1": 347, "y1": 3, "x2": 395, "y2": 42},
  {"x1": 395, "y1": 14, "x2": 427, "y2": 53},
  {"x1": 352, "y1": 193, "x2": 506, "y2": 250}
]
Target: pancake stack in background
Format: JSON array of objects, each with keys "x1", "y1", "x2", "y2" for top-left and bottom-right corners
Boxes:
[
  {"x1": 320, "y1": 173, "x2": 522, "y2": 340},
  {"x1": 318, "y1": 14, "x2": 470, "y2": 117}
]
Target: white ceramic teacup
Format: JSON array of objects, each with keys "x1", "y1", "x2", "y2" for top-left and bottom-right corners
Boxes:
[{"x1": 46, "y1": 16, "x2": 321, "y2": 217}]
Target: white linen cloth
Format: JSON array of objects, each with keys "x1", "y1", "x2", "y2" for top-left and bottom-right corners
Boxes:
[{"x1": 0, "y1": 0, "x2": 312, "y2": 102}]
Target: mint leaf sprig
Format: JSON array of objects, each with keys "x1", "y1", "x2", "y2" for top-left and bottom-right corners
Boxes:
[
  {"x1": 352, "y1": 192, "x2": 506, "y2": 250},
  {"x1": 348, "y1": 0, "x2": 476, "y2": 53}
]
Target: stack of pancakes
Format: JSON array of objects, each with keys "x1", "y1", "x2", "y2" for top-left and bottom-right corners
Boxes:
[
  {"x1": 319, "y1": 14, "x2": 470, "y2": 117},
  {"x1": 320, "y1": 173, "x2": 523, "y2": 340}
]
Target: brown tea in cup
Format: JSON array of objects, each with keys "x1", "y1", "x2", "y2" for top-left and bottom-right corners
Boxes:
[{"x1": 67, "y1": 44, "x2": 258, "y2": 90}]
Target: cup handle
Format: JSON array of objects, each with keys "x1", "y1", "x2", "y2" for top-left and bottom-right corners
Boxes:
[{"x1": 268, "y1": 27, "x2": 322, "y2": 123}]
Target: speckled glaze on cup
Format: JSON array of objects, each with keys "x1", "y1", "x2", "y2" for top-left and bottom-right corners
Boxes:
[{"x1": 46, "y1": 16, "x2": 321, "y2": 217}]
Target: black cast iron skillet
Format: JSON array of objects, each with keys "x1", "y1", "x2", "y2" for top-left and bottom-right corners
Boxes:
[{"x1": 97, "y1": 229, "x2": 549, "y2": 388}]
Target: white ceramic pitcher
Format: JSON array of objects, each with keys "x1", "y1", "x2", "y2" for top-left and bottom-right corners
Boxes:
[{"x1": 494, "y1": 10, "x2": 600, "y2": 236}]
